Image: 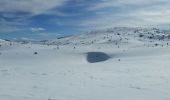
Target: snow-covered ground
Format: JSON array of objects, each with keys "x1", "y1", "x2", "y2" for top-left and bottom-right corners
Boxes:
[{"x1": 1, "y1": 27, "x2": 170, "y2": 100}]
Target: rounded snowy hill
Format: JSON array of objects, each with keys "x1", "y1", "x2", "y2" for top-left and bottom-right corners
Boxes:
[{"x1": 1, "y1": 27, "x2": 170, "y2": 100}]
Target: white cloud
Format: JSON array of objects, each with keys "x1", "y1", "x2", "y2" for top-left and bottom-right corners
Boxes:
[
  {"x1": 81, "y1": 0, "x2": 170, "y2": 30},
  {"x1": 87, "y1": 0, "x2": 168, "y2": 11},
  {"x1": 0, "y1": 0, "x2": 66, "y2": 15},
  {"x1": 1, "y1": 0, "x2": 170, "y2": 34},
  {"x1": 0, "y1": 0, "x2": 68, "y2": 33},
  {"x1": 31, "y1": 27, "x2": 45, "y2": 32}
]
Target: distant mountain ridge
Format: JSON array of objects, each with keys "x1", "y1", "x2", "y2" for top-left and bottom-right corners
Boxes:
[
  {"x1": 46, "y1": 27, "x2": 170, "y2": 46},
  {"x1": 1, "y1": 27, "x2": 170, "y2": 45}
]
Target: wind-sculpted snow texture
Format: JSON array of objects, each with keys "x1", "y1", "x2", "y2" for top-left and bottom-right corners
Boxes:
[{"x1": 1, "y1": 27, "x2": 170, "y2": 100}]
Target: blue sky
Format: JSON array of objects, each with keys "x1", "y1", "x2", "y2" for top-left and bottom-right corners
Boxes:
[{"x1": 0, "y1": 0, "x2": 170, "y2": 40}]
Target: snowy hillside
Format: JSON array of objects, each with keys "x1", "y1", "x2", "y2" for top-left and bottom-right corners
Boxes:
[
  {"x1": 1, "y1": 27, "x2": 170, "y2": 100},
  {"x1": 48, "y1": 27, "x2": 170, "y2": 47},
  {"x1": 0, "y1": 39, "x2": 9, "y2": 44}
]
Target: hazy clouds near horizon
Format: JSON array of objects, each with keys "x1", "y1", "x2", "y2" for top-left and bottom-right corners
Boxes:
[{"x1": 0, "y1": 0, "x2": 170, "y2": 39}]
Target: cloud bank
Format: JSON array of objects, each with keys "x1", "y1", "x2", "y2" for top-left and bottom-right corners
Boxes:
[{"x1": 0, "y1": 0, "x2": 170, "y2": 39}]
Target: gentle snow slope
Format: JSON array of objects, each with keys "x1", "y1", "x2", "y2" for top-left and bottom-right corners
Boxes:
[
  {"x1": 1, "y1": 27, "x2": 170, "y2": 100},
  {"x1": 1, "y1": 42, "x2": 170, "y2": 100}
]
